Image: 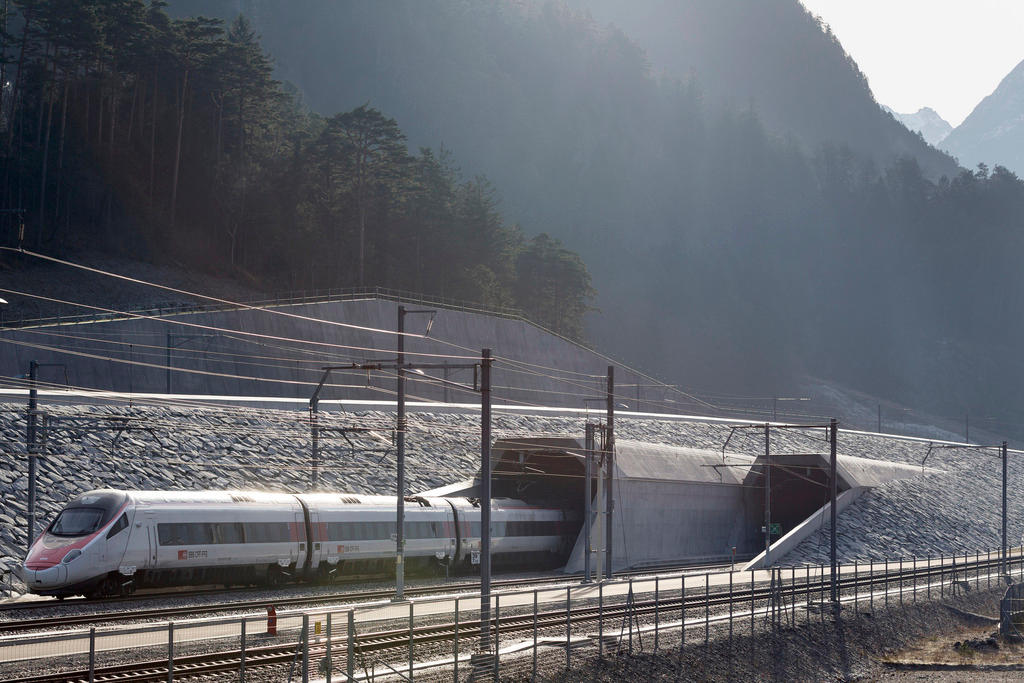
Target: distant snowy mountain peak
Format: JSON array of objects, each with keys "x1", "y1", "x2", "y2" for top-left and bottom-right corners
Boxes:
[
  {"x1": 941, "y1": 59, "x2": 1024, "y2": 177},
  {"x1": 885, "y1": 105, "x2": 953, "y2": 146}
]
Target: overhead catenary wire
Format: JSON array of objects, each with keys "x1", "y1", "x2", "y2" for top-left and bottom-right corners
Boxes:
[
  {"x1": 11, "y1": 327, "x2": 370, "y2": 366},
  {"x1": 1, "y1": 247, "x2": 478, "y2": 351},
  {"x1": 0, "y1": 287, "x2": 481, "y2": 361},
  {"x1": 0, "y1": 254, "x2": 742, "y2": 417}
]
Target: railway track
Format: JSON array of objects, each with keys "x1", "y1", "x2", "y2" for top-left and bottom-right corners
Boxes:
[
  {"x1": 0, "y1": 562, "x2": 733, "y2": 633},
  {"x1": 4, "y1": 556, "x2": 1008, "y2": 682}
]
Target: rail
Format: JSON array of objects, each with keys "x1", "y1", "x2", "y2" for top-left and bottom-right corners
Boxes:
[{"x1": 0, "y1": 546, "x2": 1019, "y2": 681}]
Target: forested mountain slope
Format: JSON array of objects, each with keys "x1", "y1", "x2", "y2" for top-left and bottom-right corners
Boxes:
[
  {"x1": 7, "y1": 0, "x2": 1024, "y2": 438},
  {"x1": 0, "y1": 1, "x2": 594, "y2": 339}
]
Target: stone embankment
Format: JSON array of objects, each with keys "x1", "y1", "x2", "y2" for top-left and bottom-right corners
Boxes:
[{"x1": 0, "y1": 401, "x2": 1018, "y2": 579}]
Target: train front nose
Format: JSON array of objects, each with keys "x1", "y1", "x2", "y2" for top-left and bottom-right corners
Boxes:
[
  {"x1": 21, "y1": 562, "x2": 70, "y2": 591},
  {"x1": 23, "y1": 539, "x2": 86, "y2": 593}
]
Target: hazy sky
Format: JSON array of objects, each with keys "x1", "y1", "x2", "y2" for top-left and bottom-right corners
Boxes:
[{"x1": 799, "y1": 0, "x2": 1024, "y2": 127}]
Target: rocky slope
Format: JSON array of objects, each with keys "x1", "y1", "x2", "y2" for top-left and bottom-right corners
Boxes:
[{"x1": 0, "y1": 402, "x2": 1018, "y2": 587}]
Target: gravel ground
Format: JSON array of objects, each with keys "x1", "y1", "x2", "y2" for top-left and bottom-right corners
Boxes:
[{"x1": 518, "y1": 586, "x2": 1007, "y2": 682}]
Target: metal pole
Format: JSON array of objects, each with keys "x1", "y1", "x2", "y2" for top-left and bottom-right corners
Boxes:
[
  {"x1": 566, "y1": 586, "x2": 571, "y2": 669},
  {"x1": 728, "y1": 571, "x2": 733, "y2": 645},
  {"x1": 408, "y1": 602, "x2": 414, "y2": 679},
  {"x1": 749, "y1": 571, "x2": 754, "y2": 639},
  {"x1": 854, "y1": 560, "x2": 858, "y2": 615},
  {"x1": 705, "y1": 573, "x2": 709, "y2": 648},
  {"x1": 167, "y1": 622, "x2": 174, "y2": 683},
  {"x1": 605, "y1": 366, "x2": 614, "y2": 580},
  {"x1": 454, "y1": 598, "x2": 460, "y2": 681},
  {"x1": 532, "y1": 591, "x2": 538, "y2": 680},
  {"x1": 310, "y1": 408, "x2": 319, "y2": 491},
  {"x1": 240, "y1": 619, "x2": 246, "y2": 682},
  {"x1": 494, "y1": 594, "x2": 501, "y2": 679},
  {"x1": 829, "y1": 417, "x2": 838, "y2": 604},
  {"x1": 480, "y1": 348, "x2": 492, "y2": 650},
  {"x1": 26, "y1": 360, "x2": 38, "y2": 551},
  {"x1": 654, "y1": 575, "x2": 659, "y2": 650},
  {"x1": 346, "y1": 611, "x2": 354, "y2": 683},
  {"x1": 764, "y1": 423, "x2": 771, "y2": 566},
  {"x1": 324, "y1": 614, "x2": 330, "y2": 683},
  {"x1": 302, "y1": 614, "x2": 309, "y2": 683},
  {"x1": 584, "y1": 423, "x2": 594, "y2": 583},
  {"x1": 89, "y1": 627, "x2": 95, "y2": 683},
  {"x1": 680, "y1": 574, "x2": 685, "y2": 654},
  {"x1": 395, "y1": 306, "x2": 406, "y2": 600},
  {"x1": 806, "y1": 565, "x2": 810, "y2": 625},
  {"x1": 1003, "y1": 441, "x2": 1008, "y2": 574},
  {"x1": 166, "y1": 333, "x2": 172, "y2": 394}
]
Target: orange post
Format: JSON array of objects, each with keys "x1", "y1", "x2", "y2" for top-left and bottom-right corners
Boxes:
[{"x1": 266, "y1": 606, "x2": 277, "y2": 636}]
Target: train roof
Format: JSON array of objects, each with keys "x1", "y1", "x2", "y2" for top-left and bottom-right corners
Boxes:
[{"x1": 116, "y1": 490, "x2": 302, "y2": 505}]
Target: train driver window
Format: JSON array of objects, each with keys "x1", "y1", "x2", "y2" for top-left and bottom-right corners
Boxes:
[{"x1": 106, "y1": 513, "x2": 129, "y2": 539}]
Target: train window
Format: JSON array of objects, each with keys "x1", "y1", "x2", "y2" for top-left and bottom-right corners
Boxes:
[
  {"x1": 244, "y1": 523, "x2": 291, "y2": 543},
  {"x1": 186, "y1": 523, "x2": 215, "y2": 545},
  {"x1": 470, "y1": 522, "x2": 481, "y2": 537},
  {"x1": 216, "y1": 523, "x2": 244, "y2": 544},
  {"x1": 106, "y1": 513, "x2": 129, "y2": 539},
  {"x1": 158, "y1": 523, "x2": 186, "y2": 545},
  {"x1": 158, "y1": 522, "x2": 255, "y2": 545},
  {"x1": 51, "y1": 508, "x2": 105, "y2": 537}
]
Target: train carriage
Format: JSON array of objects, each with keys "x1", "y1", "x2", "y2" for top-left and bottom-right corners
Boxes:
[
  {"x1": 298, "y1": 494, "x2": 454, "y2": 579},
  {"x1": 21, "y1": 489, "x2": 579, "y2": 598}
]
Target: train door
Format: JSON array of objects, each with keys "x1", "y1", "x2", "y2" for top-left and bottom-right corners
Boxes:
[
  {"x1": 293, "y1": 507, "x2": 307, "y2": 568},
  {"x1": 443, "y1": 506, "x2": 457, "y2": 562},
  {"x1": 143, "y1": 509, "x2": 158, "y2": 569},
  {"x1": 121, "y1": 505, "x2": 154, "y2": 570},
  {"x1": 305, "y1": 506, "x2": 322, "y2": 571},
  {"x1": 443, "y1": 499, "x2": 467, "y2": 565}
]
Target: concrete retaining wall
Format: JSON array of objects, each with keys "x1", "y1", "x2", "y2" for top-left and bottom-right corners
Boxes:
[{"x1": 0, "y1": 298, "x2": 664, "y2": 410}]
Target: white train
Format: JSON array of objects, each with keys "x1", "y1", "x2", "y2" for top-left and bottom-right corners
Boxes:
[{"x1": 20, "y1": 489, "x2": 576, "y2": 598}]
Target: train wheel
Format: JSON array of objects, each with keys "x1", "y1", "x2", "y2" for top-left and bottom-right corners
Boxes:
[
  {"x1": 87, "y1": 575, "x2": 121, "y2": 599},
  {"x1": 266, "y1": 566, "x2": 285, "y2": 587}
]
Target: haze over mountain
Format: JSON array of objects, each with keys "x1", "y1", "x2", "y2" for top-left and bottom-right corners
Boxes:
[
  {"x1": 565, "y1": 0, "x2": 958, "y2": 180},
  {"x1": 885, "y1": 106, "x2": 953, "y2": 147},
  {"x1": 942, "y1": 58, "x2": 1024, "y2": 177},
  {"x1": 14, "y1": 0, "x2": 1024, "y2": 438}
]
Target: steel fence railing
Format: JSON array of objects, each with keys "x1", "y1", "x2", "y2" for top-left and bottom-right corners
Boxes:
[{"x1": 1, "y1": 547, "x2": 1021, "y2": 681}]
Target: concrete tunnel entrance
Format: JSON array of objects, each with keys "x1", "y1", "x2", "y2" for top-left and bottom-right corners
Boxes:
[
  {"x1": 488, "y1": 439, "x2": 856, "y2": 570},
  {"x1": 743, "y1": 454, "x2": 852, "y2": 549},
  {"x1": 419, "y1": 437, "x2": 924, "y2": 571}
]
